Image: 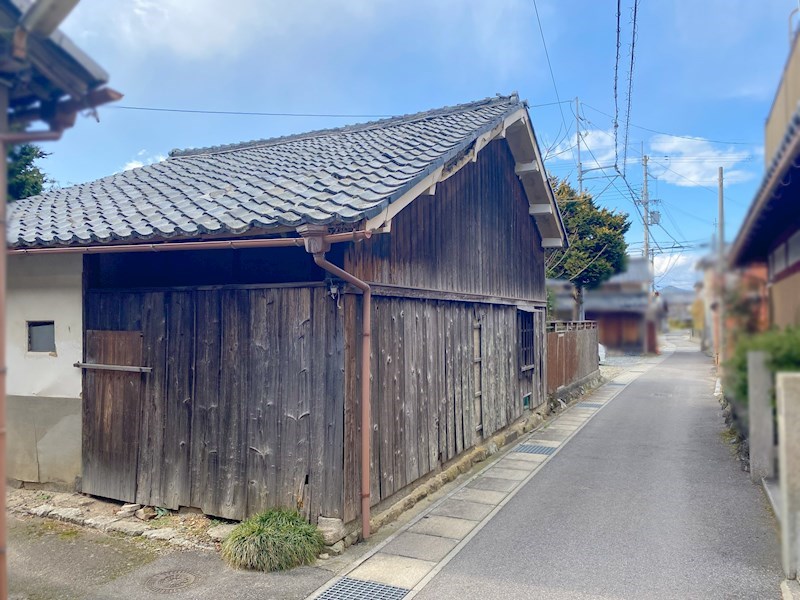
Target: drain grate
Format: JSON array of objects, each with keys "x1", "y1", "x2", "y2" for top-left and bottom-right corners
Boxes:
[
  {"x1": 317, "y1": 577, "x2": 410, "y2": 600},
  {"x1": 575, "y1": 402, "x2": 603, "y2": 409},
  {"x1": 145, "y1": 570, "x2": 197, "y2": 594},
  {"x1": 515, "y1": 444, "x2": 556, "y2": 455}
]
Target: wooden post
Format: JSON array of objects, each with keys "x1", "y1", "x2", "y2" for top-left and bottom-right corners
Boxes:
[
  {"x1": 777, "y1": 372, "x2": 800, "y2": 579},
  {"x1": 747, "y1": 351, "x2": 775, "y2": 483}
]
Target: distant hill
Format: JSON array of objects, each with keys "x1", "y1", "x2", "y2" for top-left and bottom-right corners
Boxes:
[{"x1": 659, "y1": 285, "x2": 695, "y2": 301}]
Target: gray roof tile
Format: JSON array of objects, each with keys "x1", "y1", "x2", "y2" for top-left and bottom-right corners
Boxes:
[{"x1": 9, "y1": 94, "x2": 524, "y2": 248}]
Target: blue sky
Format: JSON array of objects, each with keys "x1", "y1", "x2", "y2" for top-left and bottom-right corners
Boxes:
[{"x1": 47, "y1": 0, "x2": 796, "y2": 288}]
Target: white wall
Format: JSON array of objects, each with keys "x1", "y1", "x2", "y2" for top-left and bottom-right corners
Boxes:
[{"x1": 7, "y1": 254, "x2": 83, "y2": 399}]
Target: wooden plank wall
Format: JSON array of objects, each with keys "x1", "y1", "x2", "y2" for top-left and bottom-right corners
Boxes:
[
  {"x1": 84, "y1": 286, "x2": 344, "y2": 521},
  {"x1": 345, "y1": 139, "x2": 546, "y2": 302},
  {"x1": 343, "y1": 295, "x2": 535, "y2": 522},
  {"x1": 82, "y1": 330, "x2": 145, "y2": 503}
]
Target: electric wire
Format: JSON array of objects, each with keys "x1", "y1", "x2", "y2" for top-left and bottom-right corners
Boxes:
[
  {"x1": 531, "y1": 0, "x2": 578, "y2": 169},
  {"x1": 621, "y1": 0, "x2": 640, "y2": 176}
]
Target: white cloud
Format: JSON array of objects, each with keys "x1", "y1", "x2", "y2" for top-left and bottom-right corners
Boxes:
[
  {"x1": 653, "y1": 252, "x2": 701, "y2": 289},
  {"x1": 120, "y1": 150, "x2": 165, "y2": 172},
  {"x1": 547, "y1": 127, "x2": 632, "y2": 172},
  {"x1": 65, "y1": 0, "x2": 376, "y2": 61},
  {"x1": 647, "y1": 134, "x2": 754, "y2": 187},
  {"x1": 64, "y1": 0, "x2": 532, "y2": 73}
]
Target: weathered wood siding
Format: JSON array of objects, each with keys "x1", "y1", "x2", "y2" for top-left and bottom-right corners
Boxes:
[
  {"x1": 84, "y1": 286, "x2": 344, "y2": 521},
  {"x1": 345, "y1": 139, "x2": 546, "y2": 302},
  {"x1": 342, "y1": 297, "x2": 543, "y2": 522},
  {"x1": 546, "y1": 322, "x2": 600, "y2": 396}
]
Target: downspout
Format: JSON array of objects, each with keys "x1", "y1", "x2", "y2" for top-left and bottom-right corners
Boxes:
[{"x1": 299, "y1": 226, "x2": 373, "y2": 539}]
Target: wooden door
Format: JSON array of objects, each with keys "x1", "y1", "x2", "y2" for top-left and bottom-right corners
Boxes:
[{"x1": 82, "y1": 330, "x2": 145, "y2": 502}]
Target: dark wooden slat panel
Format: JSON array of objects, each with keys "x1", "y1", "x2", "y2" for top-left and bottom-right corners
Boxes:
[
  {"x1": 82, "y1": 330, "x2": 144, "y2": 503},
  {"x1": 345, "y1": 140, "x2": 545, "y2": 304},
  {"x1": 136, "y1": 292, "x2": 167, "y2": 507},
  {"x1": 191, "y1": 290, "x2": 222, "y2": 512},
  {"x1": 160, "y1": 292, "x2": 195, "y2": 509}
]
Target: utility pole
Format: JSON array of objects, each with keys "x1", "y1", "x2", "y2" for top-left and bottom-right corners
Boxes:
[
  {"x1": 718, "y1": 166, "x2": 725, "y2": 366},
  {"x1": 576, "y1": 97, "x2": 583, "y2": 195},
  {"x1": 642, "y1": 154, "x2": 649, "y2": 261}
]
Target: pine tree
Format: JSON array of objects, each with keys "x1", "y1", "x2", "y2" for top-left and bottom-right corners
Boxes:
[
  {"x1": 546, "y1": 179, "x2": 631, "y2": 317},
  {"x1": 8, "y1": 144, "x2": 49, "y2": 201}
]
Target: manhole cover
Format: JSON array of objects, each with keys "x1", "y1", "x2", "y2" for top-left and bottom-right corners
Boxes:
[{"x1": 145, "y1": 570, "x2": 197, "y2": 594}]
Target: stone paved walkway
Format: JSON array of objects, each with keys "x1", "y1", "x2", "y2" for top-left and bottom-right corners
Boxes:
[{"x1": 306, "y1": 352, "x2": 669, "y2": 599}]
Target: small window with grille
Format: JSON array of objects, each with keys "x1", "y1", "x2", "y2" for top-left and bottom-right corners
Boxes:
[{"x1": 518, "y1": 310, "x2": 536, "y2": 372}]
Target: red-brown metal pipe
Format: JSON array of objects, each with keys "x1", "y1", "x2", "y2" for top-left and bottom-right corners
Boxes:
[
  {"x1": 312, "y1": 253, "x2": 372, "y2": 539},
  {"x1": 0, "y1": 88, "x2": 8, "y2": 600},
  {"x1": 7, "y1": 230, "x2": 371, "y2": 255}
]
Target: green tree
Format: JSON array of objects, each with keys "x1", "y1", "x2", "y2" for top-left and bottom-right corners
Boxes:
[
  {"x1": 8, "y1": 144, "x2": 48, "y2": 201},
  {"x1": 546, "y1": 179, "x2": 631, "y2": 317}
]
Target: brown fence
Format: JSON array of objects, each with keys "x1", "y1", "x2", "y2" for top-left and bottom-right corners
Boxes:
[{"x1": 546, "y1": 321, "x2": 599, "y2": 396}]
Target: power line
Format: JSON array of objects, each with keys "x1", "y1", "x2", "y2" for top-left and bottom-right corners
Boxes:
[
  {"x1": 613, "y1": 0, "x2": 622, "y2": 170},
  {"x1": 109, "y1": 99, "x2": 570, "y2": 120},
  {"x1": 621, "y1": 0, "x2": 640, "y2": 176},
  {"x1": 110, "y1": 106, "x2": 396, "y2": 118},
  {"x1": 531, "y1": 0, "x2": 577, "y2": 169},
  {"x1": 581, "y1": 102, "x2": 755, "y2": 145}
]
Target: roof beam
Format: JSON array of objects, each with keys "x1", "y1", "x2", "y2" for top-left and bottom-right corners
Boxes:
[
  {"x1": 529, "y1": 204, "x2": 552, "y2": 215},
  {"x1": 515, "y1": 162, "x2": 540, "y2": 176}
]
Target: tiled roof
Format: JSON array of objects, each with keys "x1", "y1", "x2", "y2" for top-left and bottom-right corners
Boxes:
[{"x1": 9, "y1": 94, "x2": 525, "y2": 248}]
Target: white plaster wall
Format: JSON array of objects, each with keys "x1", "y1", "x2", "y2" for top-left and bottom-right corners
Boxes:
[{"x1": 7, "y1": 254, "x2": 83, "y2": 399}]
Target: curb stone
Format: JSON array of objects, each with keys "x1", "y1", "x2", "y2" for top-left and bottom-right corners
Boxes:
[
  {"x1": 783, "y1": 579, "x2": 800, "y2": 600},
  {"x1": 14, "y1": 504, "x2": 215, "y2": 551}
]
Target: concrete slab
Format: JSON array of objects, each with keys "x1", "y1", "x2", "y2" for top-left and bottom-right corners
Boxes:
[
  {"x1": 409, "y1": 515, "x2": 476, "y2": 539},
  {"x1": 486, "y1": 467, "x2": 529, "y2": 481},
  {"x1": 496, "y1": 457, "x2": 539, "y2": 472},
  {"x1": 467, "y1": 476, "x2": 517, "y2": 492},
  {"x1": 349, "y1": 553, "x2": 436, "y2": 588},
  {"x1": 382, "y1": 532, "x2": 458, "y2": 562},
  {"x1": 506, "y1": 452, "x2": 547, "y2": 463},
  {"x1": 450, "y1": 487, "x2": 507, "y2": 505},
  {"x1": 431, "y1": 499, "x2": 494, "y2": 521},
  {"x1": 531, "y1": 430, "x2": 571, "y2": 442}
]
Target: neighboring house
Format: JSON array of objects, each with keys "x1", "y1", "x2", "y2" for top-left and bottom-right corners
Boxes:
[
  {"x1": 7, "y1": 94, "x2": 567, "y2": 532},
  {"x1": 658, "y1": 285, "x2": 695, "y2": 328},
  {"x1": 583, "y1": 256, "x2": 656, "y2": 353},
  {"x1": 730, "y1": 28, "x2": 800, "y2": 328}
]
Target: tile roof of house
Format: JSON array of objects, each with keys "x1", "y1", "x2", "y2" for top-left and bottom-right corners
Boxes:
[{"x1": 9, "y1": 94, "x2": 528, "y2": 249}]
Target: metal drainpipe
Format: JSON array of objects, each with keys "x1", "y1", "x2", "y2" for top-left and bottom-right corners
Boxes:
[{"x1": 310, "y1": 251, "x2": 373, "y2": 539}]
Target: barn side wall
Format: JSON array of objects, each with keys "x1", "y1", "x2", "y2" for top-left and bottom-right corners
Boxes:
[
  {"x1": 81, "y1": 247, "x2": 346, "y2": 522},
  {"x1": 7, "y1": 254, "x2": 83, "y2": 486},
  {"x1": 342, "y1": 139, "x2": 549, "y2": 522},
  {"x1": 345, "y1": 140, "x2": 547, "y2": 302}
]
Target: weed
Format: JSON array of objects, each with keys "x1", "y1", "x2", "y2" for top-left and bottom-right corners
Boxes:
[{"x1": 221, "y1": 508, "x2": 323, "y2": 572}]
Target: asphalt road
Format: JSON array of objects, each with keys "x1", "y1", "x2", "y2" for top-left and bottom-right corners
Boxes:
[{"x1": 415, "y1": 340, "x2": 782, "y2": 600}]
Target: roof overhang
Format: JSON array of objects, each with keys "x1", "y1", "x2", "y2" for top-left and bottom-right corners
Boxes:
[
  {"x1": 365, "y1": 106, "x2": 568, "y2": 249},
  {"x1": 730, "y1": 107, "x2": 800, "y2": 267}
]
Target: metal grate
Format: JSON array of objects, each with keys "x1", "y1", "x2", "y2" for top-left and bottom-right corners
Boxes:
[
  {"x1": 515, "y1": 444, "x2": 556, "y2": 455},
  {"x1": 575, "y1": 402, "x2": 603, "y2": 409},
  {"x1": 317, "y1": 577, "x2": 410, "y2": 600}
]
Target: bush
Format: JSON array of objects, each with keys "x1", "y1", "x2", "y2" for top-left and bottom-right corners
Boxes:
[
  {"x1": 221, "y1": 508, "x2": 323, "y2": 572},
  {"x1": 724, "y1": 327, "x2": 800, "y2": 406}
]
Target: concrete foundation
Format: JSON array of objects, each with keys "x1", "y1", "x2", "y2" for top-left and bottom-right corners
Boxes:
[{"x1": 7, "y1": 395, "x2": 82, "y2": 486}]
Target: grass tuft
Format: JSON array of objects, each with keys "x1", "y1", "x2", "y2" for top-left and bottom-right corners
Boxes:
[{"x1": 220, "y1": 508, "x2": 323, "y2": 572}]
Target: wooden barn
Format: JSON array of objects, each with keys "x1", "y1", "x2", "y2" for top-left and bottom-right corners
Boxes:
[{"x1": 7, "y1": 94, "x2": 567, "y2": 535}]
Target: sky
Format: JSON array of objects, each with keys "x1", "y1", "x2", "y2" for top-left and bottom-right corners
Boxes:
[{"x1": 41, "y1": 0, "x2": 798, "y2": 289}]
